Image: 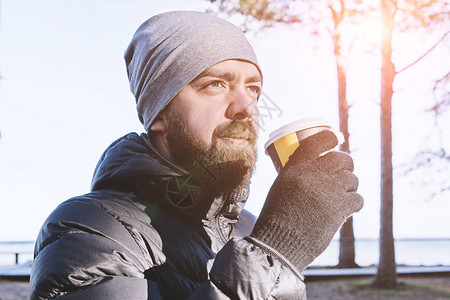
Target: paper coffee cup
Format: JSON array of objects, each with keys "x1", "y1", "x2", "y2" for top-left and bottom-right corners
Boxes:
[{"x1": 264, "y1": 117, "x2": 337, "y2": 173}]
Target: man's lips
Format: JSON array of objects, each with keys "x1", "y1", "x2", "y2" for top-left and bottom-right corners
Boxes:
[
  {"x1": 219, "y1": 130, "x2": 254, "y2": 140},
  {"x1": 220, "y1": 132, "x2": 255, "y2": 142},
  {"x1": 219, "y1": 134, "x2": 256, "y2": 147},
  {"x1": 222, "y1": 135, "x2": 250, "y2": 140}
]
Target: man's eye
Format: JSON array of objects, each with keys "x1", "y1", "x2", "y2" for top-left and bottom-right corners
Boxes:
[
  {"x1": 208, "y1": 81, "x2": 224, "y2": 88},
  {"x1": 247, "y1": 86, "x2": 260, "y2": 94}
]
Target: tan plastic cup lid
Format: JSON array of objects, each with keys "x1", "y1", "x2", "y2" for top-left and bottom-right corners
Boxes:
[{"x1": 264, "y1": 117, "x2": 332, "y2": 153}]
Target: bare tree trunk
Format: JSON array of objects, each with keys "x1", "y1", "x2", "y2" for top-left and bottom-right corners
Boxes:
[
  {"x1": 336, "y1": 60, "x2": 359, "y2": 268},
  {"x1": 331, "y1": 5, "x2": 359, "y2": 268},
  {"x1": 338, "y1": 217, "x2": 358, "y2": 267},
  {"x1": 372, "y1": 0, "x2": 397, "y2": 288}
]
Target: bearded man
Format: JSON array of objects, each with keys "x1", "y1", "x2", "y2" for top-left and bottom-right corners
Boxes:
[{"x1": 30, "y1": 11, "x2": 363, "y2": 300}]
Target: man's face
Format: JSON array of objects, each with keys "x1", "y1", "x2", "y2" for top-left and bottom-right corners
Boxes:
[{"x1": 163, "y1": 60, "x2": 262, "y2": 193}]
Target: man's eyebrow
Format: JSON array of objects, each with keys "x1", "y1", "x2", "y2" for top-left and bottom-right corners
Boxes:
[
  {"x1": 193, "y1": 69, "x2": 235, "y2": 82},
  {"x1": 193, "y1": 69, "x2": 262, "y2": 83},
  {"x1": 246, "y1": 74, "x2": 262, "y2": 83}
]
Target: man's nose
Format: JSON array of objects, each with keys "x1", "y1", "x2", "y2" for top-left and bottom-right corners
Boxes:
[{"x1": 225, "y1": 88, "x2": 256, "y2": 120}]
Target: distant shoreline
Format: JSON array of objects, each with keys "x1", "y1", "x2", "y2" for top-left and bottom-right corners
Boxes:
[
  {"x1": 2, "y1": 239, "x2": 450, "y2": 267},
  {"x1": 2, "y1": 237, "x2": 450, "y2": 243}
]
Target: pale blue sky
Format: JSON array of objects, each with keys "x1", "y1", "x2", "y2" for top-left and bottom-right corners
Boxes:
[{"x1": 0, "y1": 0, "x2": 449, "y2": 242}]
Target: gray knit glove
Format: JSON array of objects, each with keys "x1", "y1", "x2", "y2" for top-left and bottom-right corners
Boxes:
[{"x1": 249, "y1": 130, "x2": 363, "y2": 273}]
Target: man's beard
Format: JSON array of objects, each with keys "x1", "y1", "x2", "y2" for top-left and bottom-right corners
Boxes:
[{"x1": 166, "y1": 112, "x2": 258, "y2": 196}]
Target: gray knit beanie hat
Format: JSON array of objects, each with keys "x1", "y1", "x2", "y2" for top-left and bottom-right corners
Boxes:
[{"x1": 124, "y1": 11, "x2": 262, "y2": 131}]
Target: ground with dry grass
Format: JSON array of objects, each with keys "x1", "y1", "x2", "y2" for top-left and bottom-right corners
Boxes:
[
  {"x1": 305, "y1": 276, "x2": 450, "y2": 299},
  {"x1": 1, "y1": 276, "x2": 449, "y2": 299},
  {"x1": 0, "y1": 280, "x2": 29, "y2": 300}
]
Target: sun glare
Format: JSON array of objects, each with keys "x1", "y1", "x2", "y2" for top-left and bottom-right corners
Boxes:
[
  {"x1": 360, "y1": 19, "x2": 382, "y2": 47},
  {"x1": 335, "y1": 15, "x2": 383, "y2": 71}
]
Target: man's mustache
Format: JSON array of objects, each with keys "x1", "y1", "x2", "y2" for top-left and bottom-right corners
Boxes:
[{"x1": 214, "y1": 119, "x2": 258, "y2": 145}]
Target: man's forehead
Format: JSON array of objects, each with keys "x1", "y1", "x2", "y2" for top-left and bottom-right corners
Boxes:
[{"x1": 194, "y1": 60, "x2": 262, "y2": 82}]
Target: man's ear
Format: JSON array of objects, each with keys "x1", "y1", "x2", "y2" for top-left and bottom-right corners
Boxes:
[
  {"x1": 148, "y1": 111, "x2": 172, "y2": 160},
  {"x1": 149, "y1": 115, "x2": 167, "y2": 133}
]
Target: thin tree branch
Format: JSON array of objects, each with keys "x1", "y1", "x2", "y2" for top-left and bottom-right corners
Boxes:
[{"x1": 396, "y1": 31, "x2": 450, "y2": 75}]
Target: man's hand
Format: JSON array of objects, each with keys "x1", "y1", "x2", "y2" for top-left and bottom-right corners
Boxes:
[{"x1": 250, "y1": 130, "x2": 363, "y2": 272}]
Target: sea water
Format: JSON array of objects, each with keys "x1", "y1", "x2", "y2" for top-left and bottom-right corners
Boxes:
[
  {"x1": 0, "y1": 241, "x2": 34, "y2": 265},
  {"x1": 1, "y1": 239, "x2": 449, "y2": 267},
  {"x1": 311, "y1": 238, "x2": 450, "y2": 267}
]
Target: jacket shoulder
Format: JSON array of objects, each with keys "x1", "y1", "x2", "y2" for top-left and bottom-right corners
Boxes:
[
  {"x1": 30, "y1": 190, "x2": 163, "y2": 299},
  {"x1": 34, "y1": 190, "x2": 158, "y2": 255}
]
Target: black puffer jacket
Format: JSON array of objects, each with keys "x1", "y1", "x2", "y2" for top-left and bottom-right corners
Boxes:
[{"x1": 30, "y1": 133, "x2": 305, "y2": 299}]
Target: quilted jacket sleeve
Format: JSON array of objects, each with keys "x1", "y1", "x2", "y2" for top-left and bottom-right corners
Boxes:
[
  {"x1": 31, "y1": 198, "x2": 306, "y2": 299},
  {"x1": 189, "y1": 238, "x2": 306, "y2": 299}
]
